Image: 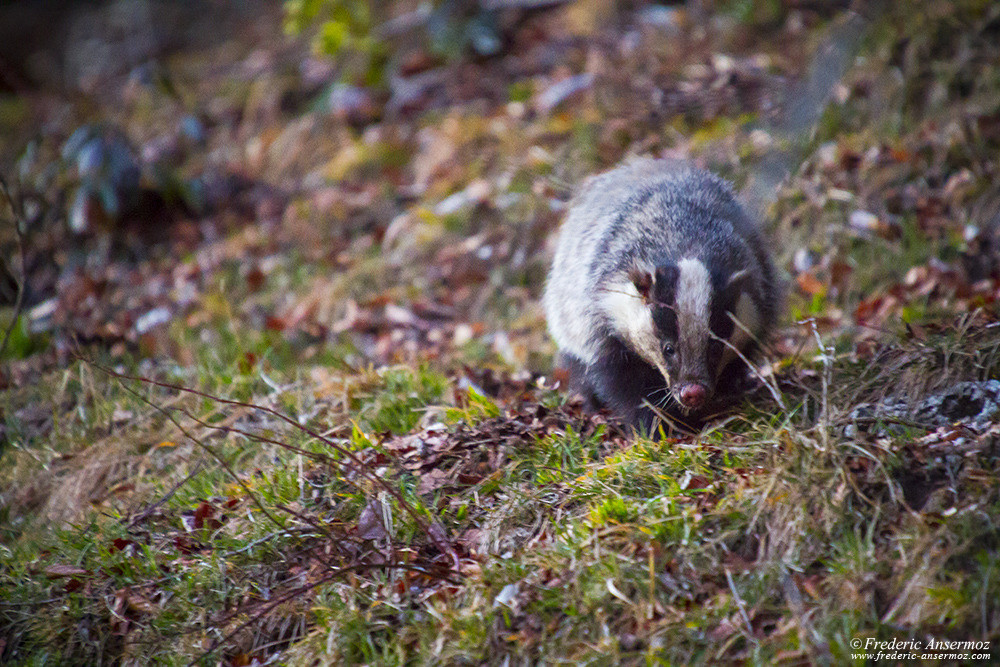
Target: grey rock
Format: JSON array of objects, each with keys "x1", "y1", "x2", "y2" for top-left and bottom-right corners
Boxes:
[{"x1": 846, "y1": 380, "x2": 1000, "y2": 438}]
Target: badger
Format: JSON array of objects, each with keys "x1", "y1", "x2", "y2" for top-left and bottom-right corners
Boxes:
[{"x1": 543, "y1": 159, "x2": 782, "y2": 432}]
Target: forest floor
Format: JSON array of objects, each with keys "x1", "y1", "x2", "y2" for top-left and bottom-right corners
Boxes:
[{"x1": 2, "y1": 1, "x2": 1000, "y2": 664}]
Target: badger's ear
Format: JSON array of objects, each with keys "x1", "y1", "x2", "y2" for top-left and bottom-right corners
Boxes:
[
  {"x1": 629, "y1": 268, "x2": 654, "y2": 300},
  {"x1": 654, "y1": 264, "x2": 679, "y2": 305}
]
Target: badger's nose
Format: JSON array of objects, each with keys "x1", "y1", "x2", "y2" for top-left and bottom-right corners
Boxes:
[{"x1": 678, "y1": 383, "x2": 707, "y2": 409}]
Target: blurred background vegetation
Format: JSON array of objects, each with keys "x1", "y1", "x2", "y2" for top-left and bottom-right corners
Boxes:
[{"x1": 3, "y1": 1, "x2": 1000, "y2": 664}]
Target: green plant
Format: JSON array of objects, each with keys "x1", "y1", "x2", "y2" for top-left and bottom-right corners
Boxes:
[
  {"x1": 285, "y1": 0, "x2": 387, "y2": 85},
  {"x1": 284, "y1": 0, "x2": 505, "y2": 87}
]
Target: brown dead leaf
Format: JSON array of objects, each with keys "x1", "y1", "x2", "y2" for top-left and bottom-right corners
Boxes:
[
  {"x1": 680, "y1": 474, "x2": 711, "y2": 491},
  {"x1": 417, "y1": 468, "x2": 451, "y2": 495},
  {"x1": 795, "y1": 271, "x2": 827, "y2": 297},
  {"x1": 193, "y1": 501, "x2": 215, "y2": 530},
  {"x1": 793, "y1": 573, "x2": 824, "y2": 600},
  {"x1": 830, "y1": 260, "x2": 853, "y2": 290},
  {"x1": 356, "y1": 500, "x2": 388, "y2": 541},
  {"x1": 708, "y1": 616, "x2": 740, "y2": 642},
  {"x1": 44, "y1": 564, "x2": 88, "y2": 578},
  {"x1": 264, "y1": 315, "x2": 288, "y2": 332},
  {"x1": 174, "y1": 535, "x2": 196, "y2": 555},
  {"x1": 245, "y1": 266, "x2": 266, "y2": 292},
  {"x1": 125, "y1": 591, "x2": 159, "y2": 616},
  {"x1": 854, "y1": 294, "x2": 895, "y2": 326},
  {"x1": 905, "y1": 321, "x2": 928, "y2": 341},
  {"x1": 111, "y1": 538, "x2": 134, "y2": 553}
]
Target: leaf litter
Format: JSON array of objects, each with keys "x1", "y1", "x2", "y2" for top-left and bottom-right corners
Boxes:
[{"x1": 3, "y1": 0, "x2": 1000, "y2": 664}]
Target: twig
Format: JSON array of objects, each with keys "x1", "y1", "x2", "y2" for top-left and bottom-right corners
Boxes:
[
  {"x1": 127, "y1": 460, "x2": 205, "y2": 528},
  {"x1": 117, "y1": 380, "x2": 290, "y2": 533},
  {"x1": 481, "y1": 0, "x2": 570, "y2": 9},
  {"x1": 842, "y1": 440, "x2": 899, "y2": 505},
  {"x1": 713, "y1": 320, "x2": 787, "y2": 413},
  {"x1": 0, "y1": 174, "x2": 27, "y2": 361},
  {"x1": 173, "y1": 406, "x2": 334, "y2": 465},
  {"x1": 810, "y1": 319, "x2": 831, "y2": 451},
  {"x1": 164, "y1": 404, "x2": 436, "y2": 552},
  {"x1": 835, "y1": 415, "x2": 939, "y2": 431},
  {"x1": 745, "y1": 471, "x2": 778, "y2": 536},
  {"x1": 225, "y1": 528, "x2": 303, "y2": 556},
  {"x1": 84, "y1": 358, "x2": 459, "y2": 568},
  {"x1": 119, "y1": 382, "x2": 370, "y2": 550},
  {"x1": 781, "y1": 568, "x2": 832, "y2": 664},
  {"x1": 274, "y1": 503, "x2": 345, "y2": 549},
  {"x1": 643, "y1": 399, "x2": 700, "y2": 436},
  {"x1": 724, "y1": 567, "x2": 758, "y2": 645},
  {"x1": 188, "y1": 559, "x2": 457, "y2": 666}
]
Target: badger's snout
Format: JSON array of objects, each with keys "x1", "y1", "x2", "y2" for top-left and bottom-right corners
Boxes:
[{"x1": 677, "y1": 382, "x2": 708, "y2": 410}]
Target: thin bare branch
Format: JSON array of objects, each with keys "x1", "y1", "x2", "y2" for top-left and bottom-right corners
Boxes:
[
  {"x1": 126, "y1": 461, "x2": 205, "y2": 528},
  {"x1": 117, "y1": 379, "x2": 290, "y2": 533},
  {"x1": 713, "y1": 322, "x2": 788, "y2": 413},
  {"x1": 84, "y1": 357, "x2": 459, "y2": 567},
  {"x1": 188, "y1": 559, "x2": 457, "y2": 666}
]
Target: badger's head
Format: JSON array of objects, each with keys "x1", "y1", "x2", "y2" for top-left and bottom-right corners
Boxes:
[{"x1": 608, "y1": 257, "x2": 759, "y2": 413}]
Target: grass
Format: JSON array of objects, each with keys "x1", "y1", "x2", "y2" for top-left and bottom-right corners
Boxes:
[
  {"x1": 3, "y1": 0, "x2": 1000, "y2": 664},
  {"x1": 3, "y1": 344, "x2": 1000, "y2": 663}
]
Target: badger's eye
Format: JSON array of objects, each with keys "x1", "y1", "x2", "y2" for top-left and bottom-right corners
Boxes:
[{"x1": 662, "y1": 343, "x2": 675, "y2": 357}]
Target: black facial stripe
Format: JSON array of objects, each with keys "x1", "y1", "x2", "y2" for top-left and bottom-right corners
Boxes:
[
  {"x1": 653, "y1": 264, "x2": 679, "y2": 305},
  {"x1": 710, "y1": 311, "x2": 735, "y2": 340},
  {"x1": 651, "y1": 304, "x2": 678, "y2": 342},
  {"x1": 706, "y1": 338, "x2": 725, "y2": 372}
]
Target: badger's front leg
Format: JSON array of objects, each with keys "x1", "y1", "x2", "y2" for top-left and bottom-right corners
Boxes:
[
  {"x1": 556, "y1": 352, "x2": 601, "y2": 411},
  {"x1": 586, "y1": 336, "x2": 665, "y2": 434}
]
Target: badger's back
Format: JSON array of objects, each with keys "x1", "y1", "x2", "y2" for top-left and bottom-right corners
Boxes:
[{"x1": 544, "y1": 158, "x2": 779, "y2": 369}]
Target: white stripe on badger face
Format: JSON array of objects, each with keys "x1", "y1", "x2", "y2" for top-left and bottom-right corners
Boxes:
[
  {"x1": 718, "y1": 291, "x2": 761, "y2": 373},
  {"x1": 601, "y1": 274, "x2": 671, "y2": 383},
  {"x1": 676, "y1": 258, "x2": 712, "y2": 383}
]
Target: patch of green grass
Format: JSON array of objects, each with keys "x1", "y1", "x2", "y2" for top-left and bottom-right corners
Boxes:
[
  {"x1": 444, "y1": 385, "x2": 500, "y2": 424},
  {"x1": 522, "y1": 424, "x2": 604, "y2": 485},
  {"x1": 354, "y1": 365, "x2": 450, "y2": 434}
]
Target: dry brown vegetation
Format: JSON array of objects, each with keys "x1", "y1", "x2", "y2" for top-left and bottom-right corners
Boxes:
[{"x1": 2, "y1": 1, "x2": 1000, "y2": 664}]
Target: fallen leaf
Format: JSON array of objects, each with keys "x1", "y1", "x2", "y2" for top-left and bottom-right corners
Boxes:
[
  {"x1": 356, "y1": 500, "x2": 388, "y2": 540},
  {"x1": 193, "y1": 501, "x2": 214, "y2": 530},
  {"x1": 605, "y1": 578, "x2": 632, "y2": 605},
  {"x1": 796, "y1": 271, "x2": 827, "y2": 297},
  {"x1": 494, "y1": 583, "x2": 519, "y2": 608},
  {"x1": 417, "y1": 468, "x2": 451, "y2": 495},
  {"x1": 44, "y1": 564, "x2": 88, "y2": 578}
]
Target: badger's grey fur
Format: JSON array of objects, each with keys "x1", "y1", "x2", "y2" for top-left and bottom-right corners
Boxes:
[{"x1": 544, "y1": 159, "x2": 782, "y2": 432}]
